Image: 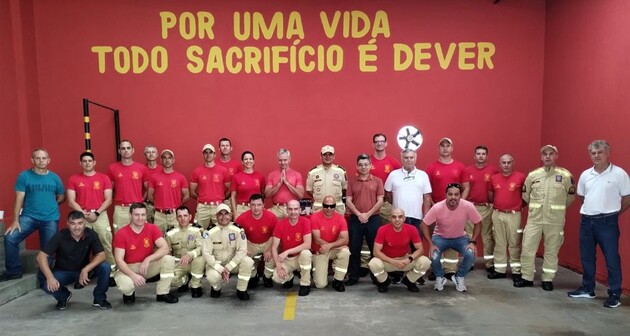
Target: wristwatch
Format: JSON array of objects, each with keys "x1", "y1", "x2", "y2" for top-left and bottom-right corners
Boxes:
[{"x1": 407, "y1": 256, "x2": 413, "y2": 262}]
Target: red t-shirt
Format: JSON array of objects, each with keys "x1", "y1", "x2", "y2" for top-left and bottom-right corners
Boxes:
[
  {"x1": 489, "y1": 172, "x2": 526, "y2": 211},
  {"x1": 426, "y1": 160, "x2": 469, "y2": 202},
  {"x1": 375, "y1": 224, "x2": 421, "y2": 258},
  {"x1": 67, "y1": 172, "x2": 112, "y2": 210},
  {"x1": 144, "y1": 164, "x2": 161, "y2": 183},
  {"x1": 215, "y1": 159, "x2": 241, "y2": 178},
  {"x1": 231, "y1": 171, "x2": 265, "y2": 203},
  {"x1": 266, "y1": 168, "x2": 303, "y2": 204},
  {"x1": 309, "y1": 211, "x2": 348, "y2": 252},
  {"x1": 465, "y1": 164, "x2": 499, "y2": 203},
  {"x1": 273, "y1": 217, "x2": 311, "y2": 253},
  {"x1": 191, "y1": 165, "x2": 230, "y2": 203},
  {"x1": 235, "y1": 209, "x2": 277, "y2": 244},
  {"x1": 149, "y1": 171, "x2": 188, "y2": 209},
  {"x1": 108, "y1": 162, "x2": 148, "y2": 204},
  {"x1": 370, "y1": 154, "x2": 401, "y2": 183},
  {"x1": 113, "y1": 223, "x2": 163, "y2": 264}
]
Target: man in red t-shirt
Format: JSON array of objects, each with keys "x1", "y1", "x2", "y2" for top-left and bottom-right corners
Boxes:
[
  {"x1": 369, "y1": 208, "x2": 431, "y2": 293},
  {"x1": 215, "y1": 137, "x2": 241, "y2": 179},
  {"x1": 487, "y1": 154, "x2": 526, "y2": 283},
  {"x1": 311, "y1": 195, "x2": 350, "y2": 292},
  {"x1": 147, "y1": 149, "x2": 189, "y2": 234},
  {"x1": 113, "y1": 203, "x2": 178, "y2": 304},
  {"x1": 271, "y1": 200, "x2": 312, "y2": 296},
  {"x1": 143, "y1": 145, "x2": 160, "y2": 223},
  {"x1": 190, "y1": 144, "x2": 230, "y2": 229},
  {"x1": 235, "y1": 194, "x2": 277, "y2": 289},
  {"x1": 265, "y1": 148, "x2": 305, "y2": 219}
]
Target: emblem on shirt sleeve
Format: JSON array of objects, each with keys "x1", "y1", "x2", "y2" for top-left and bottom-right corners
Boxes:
[
  {"x1": 229, "y1": 233, "x2": 236, "y2": 241},
  {"x1": 568, "y1": 186, "x2": 576, "y2": 195},
  {"x1": 241, "y1": 231, "x2": 246, "y2": 240}
]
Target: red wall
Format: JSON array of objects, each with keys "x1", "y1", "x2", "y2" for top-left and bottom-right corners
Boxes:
[{"x1": 543, "y1": 0, "x2": 630, "y2": 292}]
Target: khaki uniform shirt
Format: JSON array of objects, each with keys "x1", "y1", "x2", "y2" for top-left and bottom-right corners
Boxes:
[
  {"x1": 306, "y1": 164, "x2": 347, "y2": 206},
  {"x1": 201, "y1": 223, "x2": 248, "y2": 273},
  {"x1": 166, "y1": 225, "x2": 203, "y2": 259},
  {"x1": 523, "y1": 166, "x2": 576, "y2": 225}
]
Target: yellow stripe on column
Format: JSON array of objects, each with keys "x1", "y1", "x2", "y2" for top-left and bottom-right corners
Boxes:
[
  {"x1": 85, "y1": 133, "x2": 91, "y2": 139},
  {"x1": 283, "y1": 291, "x2": 298, "y2": 321},
  {"x1": 84, "y1": 116, "x2": 90, "y2": 122}
]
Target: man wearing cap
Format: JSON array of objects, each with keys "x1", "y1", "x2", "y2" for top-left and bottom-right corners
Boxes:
[
  {"x1": 370, "y1": 133, "x2": 401, "y2": 225},
  {"x1": 166, "y1": 206, "x2": 205, "y2": 298},
  {"x1": 147, "y1": 149, "x2": 190, "y2": 234},
  {"x1": 515, "y1": 145, "x2": 575, "y2": 291},
  {"x1": 108, "y1": 140, "x2": 148, "y2": 232},
  {"x1": 143, "y1": 145, "x2": 160, "y2": 224},
  {"x1": 202, "y1": 204, "x2": 253, "y2": 300},
  {"x1": 306, "y1": 145, "x2": 348, "y2": 215},
  {"x1": 487, "y1": 154, "x2": 526, "y2": 283},
  {"x1": 265, "y1": 148, "x2": 305, "y2": 219},
  {"x1": 190, "y1": 144, "x2": 230, "y2": 229}
]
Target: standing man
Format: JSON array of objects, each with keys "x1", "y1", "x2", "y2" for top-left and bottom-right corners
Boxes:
[
  {"x1": 271, "y1": 200, "x2": 313, "y2": 296},
  {"x1": 66, "y1": 152, "x2": 115, "y2": 285},
  {"x1": 190, "y1": 144, "x2": 230, "y2": 229},
  {"x1": 37, "y1": 211, "x2": 111, "y2": 310},
  {"x1": 568, "y1": 140, "x2": 630, "y2": 308},
  {"x1": 421, "y1": 183, "x2": 482, "y2": 292},
  {"x1": 346, "y1": 153, "x2": 384, "y2": 286},
  {"x1": 1, "y1": 148, "x2": 65, "y2": 282},
  {"x1": 143, "y1": 145, "x2": 160, "y2": 224},
  {"x1": 370, "y1": 133, "x2": 401, "y2": 225},
  {"x1": 465, "y1": 145, "x2": 499, "y2": 274},
  {"x1": 310, "y1": 195, "x2": 350, "y2": 292},
  {"x1": 369, "y1": 208, "x2": 432, "y2": 293},
  {"x1": 487, "y1": 154, "x2": 526, "y2": 283},
  {"x1": 202, "y1": 204, "x2": 253, "y2": 301},
  {"x1": 515, "y1": 145, "x2": 575, "y2": 291},
  {"x1": 108, "y1": 140, "x2": 148, "y2": 232},
  {"x1": 235, "y1": 194, "x2": 277, "y2": 289},
  {"x1": 113, "y1": 203, "x2": 178, "y2": 304},
  {"x1": 307, "y1": 145, "x2": 348, "y2": 215},
  {"x1": 215, "y1": 137, "x2": 241, "y2": 178},
  {"x1": 166, "y1": 206, "x2": 205, "y2": 298},
  {"x1": 148, "y1": 149, "x2": 189, "y2": 234},
  {"x1": 265, "y1": 148, "x2": 305, "y2": 219}
]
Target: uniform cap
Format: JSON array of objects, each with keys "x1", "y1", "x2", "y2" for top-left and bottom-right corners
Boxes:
[
  {"x1": 438, "y1": 137, "x2": 453, "y2": 146},
  {"x1": 540, "y1": 145, "x2": 558, "y2": 154},
  {"x1": 160, "y1": 149, "x2": 174, "y2": 157},
  {"x1": 321, "y1": 145, "x2": 335, "y2": 154},
  {"x1": 216, "y1": 203, "x2": 231, "y2": 214},
  {"x1": 202, "y1": 144, "x2": 215, "y2": 153}
]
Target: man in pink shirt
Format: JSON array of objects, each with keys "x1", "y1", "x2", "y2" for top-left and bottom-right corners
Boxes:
[
  {"x1": 265, "y1": 148, "x2": 305, "y2": 219},
  {"x1": 421, "y1": 183, "x2": 482, "y2": 292}
]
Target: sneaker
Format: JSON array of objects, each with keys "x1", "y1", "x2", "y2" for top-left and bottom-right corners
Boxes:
[
  {"x1": 401, "y1": 276, "x2": 419, "y2": 292},
  {"x1": 453, "y1": 275, "x2": 467, "y2": 292},
  {"x1": 123, "y1": 293, "x2": 135, "y2": 304},
  {"x1": 567, "y1": 287, "x2": 596, "y2": 299},
  {"x1": 92, "y1": 300, "x2": 112, "y2": 310},
  {"x1": 298, "y1": 285, "x2": 310, "y2": 296},
  {"x1": 156, "y1": 293, "x2": 179, "y2": 304},
  {"x1": 56, "y1": 292, "x2": 72, "y2": 310},
  {"x1": 434, "y1": 277, "x2": 447, "y2": 291},
  {"x1": 604, "y1": 294, "x2": 621, "y2": 308}
]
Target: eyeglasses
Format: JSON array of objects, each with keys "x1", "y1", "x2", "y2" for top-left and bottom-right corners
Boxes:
[
  {"x1": 373, "y1": 140, "x2": 386, "y2": 144},
  {"x1": 322, "y1": 204, "x2": 336, "y2": 209}
]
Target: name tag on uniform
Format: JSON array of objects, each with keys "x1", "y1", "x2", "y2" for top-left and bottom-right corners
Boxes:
[{"x1": 229, "y1": 233, "x2": 236, "y2": 241}]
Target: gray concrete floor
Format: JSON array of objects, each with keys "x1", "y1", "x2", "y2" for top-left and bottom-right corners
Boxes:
[{"x1": 0, "y1": 258, "x2": 627, "y2": 336}]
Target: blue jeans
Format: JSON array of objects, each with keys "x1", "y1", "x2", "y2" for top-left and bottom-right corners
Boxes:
[
  {"x1": 39, "y1": 262, "x2": 111, "y2": 302},
  {"x1": 4, "y1": 215, "x2": 58, "y2": 276},
  {"x1": 579, "y1": 213, "x2": 622, "y2": 296},
  {"x1": 430, "y1": 235, "x2": 475, "y2": 278},
  {"x1": 347, "y1": 214, "x2": 381, "y2": 280}
]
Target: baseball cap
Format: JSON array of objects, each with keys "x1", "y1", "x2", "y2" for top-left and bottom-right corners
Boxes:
[
  {"x1": 160, "y1": 149, "x2": 174, "y2": 157},
  {"x1": 321, "y1": 145, "x2": 335, "y2": 154},
  {"x1": 216, "y1": 204, "x2": 231, "y2": 214},
  {"x1": 202, "y1": 144, "x2": 215, "y2": 153},
  {"x1": 540, "y1": 145, "x2": 558, "y2": 154},
  {"x1": 438, "y1": 137, "x2": 453, "y2": 146}
]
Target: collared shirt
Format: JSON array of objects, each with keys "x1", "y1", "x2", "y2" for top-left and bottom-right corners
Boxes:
[
  {"x1": 42, "y1": 228, "x2": 104, "y2": 272},
  {"x1": 384, "y1": 168, "x2": 432, "y2": 220},
  {"x1": 577, "y1": 163, "x2": 630, "y2": 215},
  {"x1": 347, "y1": 174, "x2": 384, "y2": 213}
]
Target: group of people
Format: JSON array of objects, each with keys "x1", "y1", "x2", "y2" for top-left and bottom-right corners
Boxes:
[{"x1": 1, "y1": 135, "x2": 628, "y2": 310}]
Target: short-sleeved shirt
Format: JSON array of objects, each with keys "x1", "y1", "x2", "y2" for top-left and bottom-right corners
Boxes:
[
  {"x1": 577, "y1": 164, "x2": 630, "y2": 215},
  {"x1": 306, "y1": 164, "x2": 348, "y2": 205},
  {"x1": 273, "y1": 217, "x2": 311, "y2": 253},
  {"x1": 384, "y1": 168, "x2": 432, "y2": 220},
  {"x1": 489, "y1": 172, "x2": 526, "y2": 211},
  {"x1": 144, "y1": 164, "x2": 161, "y2": 182},
  {"x1": 231, "y1": 171, "x2": 265, "y2": 204},
  {"x1": 309, "y1": 211, "x2": 348, "y2": 252},
  {"x1": 113, "y1": 223, "x2": 163, "y2": 264},
  {"x1": 67, "y1": 172, "x2": 112, "y2": 210},
  {"x1": 149, "y1": 170, "x2": 188, "y2": 209},
  {"x1": 191, "y1": 165, "x2": 230, "y2": 203},
  {"x1": 347, "y1": 174, "x2": 384, "y2": 214},
  {"x1": 15, "y1": 169, "x2": 65, "y2": 221},
  {"x1": 374, "y1": 224, "x2": 420, "y2": 258},
  {"x1": 465, "y1": 164, "x2": 499, "y2": 203},
  {"x1": 215, "y1": 159, "x2": 241, "y2": 178},
  {"x1": 426, "y1": 160, "x2": 469, "y2": 203},
  {"x1": 42, "y1": 228, "x2": 104, "y2": 271},
  {"x1": 107, "y1": 162, "x2": 148, "y2": 205},
  {"x1": 422, "y1": 200, "x2": 482, "y2": 238},
  {"x1": 369, "y1": 154, "x2": 401, "y2": 184},
  {"x1": 266, "y1": 168, "x2": 303, "y2": 204},
  {"x1": 235, "y1": 209, "x2": 277, "y2": 244}
]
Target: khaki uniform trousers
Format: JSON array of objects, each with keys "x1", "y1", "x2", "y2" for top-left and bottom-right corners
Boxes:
[
  {"x1": 195, "y1": 203, "x2": 220, "y2": 229},
  {"x1": 154, "y1": 211, "x2": 177, "y2": 234},
  {"x1": 85, "y1": 213, "x2": 115, "y2": 272},
  {"x1": 234, "y1": 204, "x2": 250, "y2": 219},
  {"x1": 248, "y1": 241, "x2": 275, "y2": 278},
  {"x1": 114, "y1": 255, "x2": 176, "y2": 295},
  {"x1": 465, "y1": 204, "x2": 494, "y2": 269},
  {"x1": 113, "y1": 205, "x2": 131, "y2": 232},
  {"x1": 272, "y1": 250, "x2": 312, "y2": 286},
  {"x1": 312, "y1": 247, "x2": 350, "y2": 288},
  {"x1": 269, "y1": 204, "x2": 288, "y2": 220},
  {"x1": 360, "y1": 239, "x2": 372, "y2": 268},
  {"x1": 171, "y1": 256, "x2": 205, "y2": 289},
  {"x1": 520, "y1": 223, "x2": 564, "y2": 282},
  {"x1": 369, "y1": 255, "x2": 431, "y2": 283},
  {"x1": 205, "y1": 256, "x2": 254, "y2": 291},
  {"x1": 378, "y1": 201, "x2": 393, "y2": 226},
  {"x1": 145, "y1": 201, "x2": 155, "y2": 224},
  {"x1": 491, "y1": 211, "x2": 522, "y2": 274}
]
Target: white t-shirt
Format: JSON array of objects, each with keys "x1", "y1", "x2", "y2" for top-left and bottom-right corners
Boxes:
[
  {"x1": 577, "y1": 163, "x2": 630, "y2": 215},
  {"x1": 384, "y1": 167, "x2": 432, "y2": 220}
]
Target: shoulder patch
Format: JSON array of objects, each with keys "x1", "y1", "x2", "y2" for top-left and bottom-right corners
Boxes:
[
  {"x1": 240, "y1": 230, "x2": 247, "y2": 241},
  {"x1": 202, "y1": 231, "x2": 209, "y2": 239}
]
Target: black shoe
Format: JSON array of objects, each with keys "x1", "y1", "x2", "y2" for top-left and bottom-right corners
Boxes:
[
  {"x1": 428, "y1": 272, "x2": 436, "y2": 281},
  {"x1": 123, "y1": 293, "x2": 135, "y2": 304},
  {"x1": 156, "y1": 293, "x2": 179, "y2": 304},
  {"x1": 332, "y1": 279, "x2": 345, "y2": 292},
  {"x1": 486, "y1": 266, "x2": 495, "y2": 274},
  {"x1": 262, "y1": 276, "x2": 273, "y2": 288},
  {"x1": 416, "y1": 277, "x2": 425, "y2": 286},
  {"x1": 191, "y1": 287, "x2": 203, "y2": 298},
  {"x1": 470, "y1": 266, "x2": 475, "y2": 272},
  {"x1": 377, "y1": 278, "x2": 391, "y2": 293},
  {"x1": 390, "y1": 272, "x2": 403, "y2": 284},
  {"x1": 74, "y1": 282, "x2": 84, "y2": 289},
  {"x1": 445, "y1": 272, "x2": 455, "y2": 281},
  {"x1": 541, "y1": 281, "x2": 554, "y2": 291},
  {"x1": 345, "y1": 278, "x2": 359, "y2": 286},
  {"x1": 487, "y1": 271, "x2": 506, "y2": 279},
  {"x1": 0, "y1": 273, "x2": 22, "y2": 282},
  {"x1": 514, "y1": 279, "x2": 534, "y2": 288},
  {"x1": 370, "y1": 272, "x2": 379, "y2": 285},
  {"x1": 248, "y1": 276, "x2": 260, "y2": 290},
  {"x1": 178, "y1": 283, "x2": 189, "y2": 293},
  {"x1": 512, "y1": 274, "x2": 522, "y2": 283},
  {"x1": 210, "y1": 288, "x2": 222, "y2": 298},
  {"x1": 146, "y1": 274, "x2": 160, "y2": 283},
  {"x1": 92, "y1": 299, "x2": 112, "y2": 310},
  {"x1": 56, "y1": 292, "x2": 72, "y2": 310},
  {"x1": 401, "y1": 277, "x2": 419, "y2": 292},
  {"x1": 359, "y1": 268, "x2": 370, "y2": 277},
  {"x1": 109, "y1": 277, "x2": 117, "y2": 287},
  {"x1": 282, "y1": 279, "x2": 294, "y2": 289},
  {"x1": 298, "y1": 285, "x2": 310, "y2": 296},
  {"x1": 236, "y1": 290, "x2": 250, "y2": 301}
]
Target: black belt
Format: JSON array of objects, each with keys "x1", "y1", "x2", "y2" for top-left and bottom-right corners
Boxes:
[
  {"x1": 582, "y1": 212, "x2": 619, "y2": 219},
  {"x1": 156, "y1": 208, "x2": 175, "y2": 214}
]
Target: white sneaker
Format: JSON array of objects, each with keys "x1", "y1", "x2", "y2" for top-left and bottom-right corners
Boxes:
[
  {"x1": 434, "y1": 277, "x2": 447, "y2": 291},
  {"x1": 453, "y1": 275, "x2": 467, "y2": 292}
]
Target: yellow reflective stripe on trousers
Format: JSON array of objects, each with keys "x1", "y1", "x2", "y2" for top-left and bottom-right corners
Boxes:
[
  {"x1": 191, "y1": 272, "x2": 204, "y2": 278},
  {"x1": 160, "y1": 272, "x2": 175, "y2": 278},
  {"x1": 443, "y1": 258, "x2": 459, "y2": 263},
  {"x1": 484, "y1": 255, "x2": 494, "y2": 260},
  {"x1": 529, "y1": 203, "x2": 542, "y2": 208},
  {"x1": 550, "y1": 205, "x2": 566, "y2": 210},
  {"x1": 238, "y1": 275, "x2": 250, "y2": 281},
  {"x1": 334, "y1": 266, "x2": 347, "y2": 273},
  {"x1": 542, "y1": 268, "x2": 557, "y2": 274},
  {"x1": 494, "y1": 263, "x2": 508, "y2": 268},
  {"x1": 510, "y1": 262, "x2": 521, "y2": 267}
]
